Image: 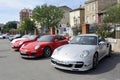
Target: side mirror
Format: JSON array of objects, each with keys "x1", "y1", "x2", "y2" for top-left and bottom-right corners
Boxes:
[{"x1": 99, "y1": 41, "x2": 104, "y2": 45}]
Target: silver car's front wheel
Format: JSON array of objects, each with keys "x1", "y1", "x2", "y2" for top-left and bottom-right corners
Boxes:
[{"x1": 92, "y1": 53, "x2": 98, "y2": 69}]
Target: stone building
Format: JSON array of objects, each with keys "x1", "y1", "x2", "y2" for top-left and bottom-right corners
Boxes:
[
  {"x1": 85, "y1": 0, "x2": 117, "y2": 25},
  {"x1": 20, "y1": 8, "x2": 33, "y2": 23}
]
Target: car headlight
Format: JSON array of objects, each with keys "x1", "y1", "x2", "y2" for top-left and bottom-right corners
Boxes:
[
  {"x1": 52, "y1": 46, "x2": 62, "y2": 55},
  {"x1": 35, "y1": 45, "x2": 40, "y2": 50},
  {"x1": 80, "y1": 50, "x2": 89, "y2": 58},
  {"x1": 52, "y1": 49, "x2": 58, "y2": 55},
  {"x1": 19, "y1": 42, "x2": 23, "y2": 45}
]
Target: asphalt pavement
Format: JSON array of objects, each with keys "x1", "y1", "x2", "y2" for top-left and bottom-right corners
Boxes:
[{"x1": 0, "y1": 39, "x2": 120, "y2": 80}]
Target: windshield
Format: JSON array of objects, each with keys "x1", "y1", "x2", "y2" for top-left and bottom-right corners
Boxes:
[
  {"x1": 28, "y1": 35, "x2": 37, "y2": 40},
  {"x1": 37, "y1": 35, "x2": 54, "y2": 42},
  {"x1": 22, "y1": 35, "x2": 29, "y2": 38},
  {"x1": 70, "y1": 36, "x2": 97, "y2": 45},
  {"x1": 21, "y1": 35, "x2": 37, "y2": 40}
]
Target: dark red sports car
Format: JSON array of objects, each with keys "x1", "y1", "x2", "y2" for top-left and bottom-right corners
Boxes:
[
  {"x1": 19, "y1": 35, "x2": 69, "y2": 58},
  {"x1": 11, "y1": 35, "x2": 38, "y2": 51}
]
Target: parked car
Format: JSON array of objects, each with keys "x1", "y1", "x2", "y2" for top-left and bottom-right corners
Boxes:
[
  {"x1": 51, "y1": 34, "x2": 112, "y2": 71},
  {"x1": 11, "y1": 35, "x2": 31, "y2": 44},
  {"x1": 0, "y1": 33, "x2": 10, "y2": 39},
  {"x1": 9, "y1": 34, "x2": 22, "y2": 41},
  {"x1": 19, "y1": 35, "x2": 69, "y2": 58},
  {"x1": 11, "y1": 35, "x2": 38, "y2": 51}
]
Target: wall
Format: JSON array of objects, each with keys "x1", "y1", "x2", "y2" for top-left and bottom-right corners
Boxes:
[
  {"x1": 112, "y1": 39, "x2": 120, "y2": 52},
  {"x1": 107, "y1": 38, "x2": 120, "y2": 52},
  {"x1": 69, "y1": 10, "x2": 80, "y2": 28}
]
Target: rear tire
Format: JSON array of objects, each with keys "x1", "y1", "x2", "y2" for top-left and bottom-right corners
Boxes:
[
  {"x1": 43, "y1": 47, "x2": 52, "y2": 57},
  {"x1": 92, "y1": 53, "x2": 99, "y2": 69}
]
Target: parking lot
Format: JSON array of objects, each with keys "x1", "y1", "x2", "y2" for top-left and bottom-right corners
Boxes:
[{"x1": 0, "y1": 39, "x2": 120, "y2": 80}]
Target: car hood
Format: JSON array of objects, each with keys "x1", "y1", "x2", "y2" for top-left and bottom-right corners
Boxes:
[
  {"x1": 11, "y1": 38, "x2": 27, "y2": 44},
  {"x1": 21, "y1": 41, "x2": 51, "y2": 50},
  {"x1": 52, "y1": 44, "x2": 97, "y2": 61}
]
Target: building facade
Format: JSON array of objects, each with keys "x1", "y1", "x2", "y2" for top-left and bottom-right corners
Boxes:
[
  {"x1": 85, "y1": 0, "x2": 117, "y2": 25},
  {"x1": 69, "y1": 8, "x2": 84, "y2": 28},
  {"x1": 20, "y1": 8, "x2": 33, "y2": 23},
  {"x1": 69, "y1": 7, "x2": 85, "y2": 35},
  {"x1": 59, "y1": 6, "x2": 72, "y2": 27},
  {"x1": 57, "y1": 6, "x2": 72, "y2": 35}
]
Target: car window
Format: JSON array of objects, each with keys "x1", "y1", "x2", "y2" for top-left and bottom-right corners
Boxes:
[
  {"x1": 70, "y1": 36, "x2": 97, "y2": 45},
  {"x1": 37, "y1": 35, "x2": 54, "y2": 42},
  {"x1": 28, "y1": 35, "x2": 37, "y2": 40},
  {"x1": 22, "y1": 35, "x2": 29, "y2": 38},
  {"x1": 55, "y1": 36, "x2": 65, "y2": 40}
]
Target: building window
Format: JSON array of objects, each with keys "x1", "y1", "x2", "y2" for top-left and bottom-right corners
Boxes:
[
  {"x1": 92, "y1": 3, "x2": 96, "y2": 11},
  {"x1": 87, "y1": 5, "x2": 89, "y2": 11},
  {"x1": 86, "y1": 16, "x2": 89, "y2": 23},
  {"x1": 92, "y1": 15, "x2": 95, "y2": 23}
]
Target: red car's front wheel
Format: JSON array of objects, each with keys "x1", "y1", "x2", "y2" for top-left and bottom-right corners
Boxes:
[{"x1": 43, "y1": 47, "x2": 52, "y2": 57}]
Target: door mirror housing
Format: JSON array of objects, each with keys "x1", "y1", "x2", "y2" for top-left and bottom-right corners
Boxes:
[{"x1": 99, "y1": 41, "x2": 104, "y2": 45}]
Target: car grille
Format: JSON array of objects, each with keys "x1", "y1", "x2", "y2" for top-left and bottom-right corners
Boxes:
[
  {"x1": 12, "y1": 46, "x2": 19, "y2": 48},
  {"x1": 20, "y1": 53, "x2": 28, "y2": 56},
  {"x1": 51, "y1": 59, "x2": 84, "y2": 68},
  {"x1": 20, "y1": 52, "x2": 36, "y2": 56},
  {"x1": 51, "y1": 59, "x2": 72, "y2": 67},
  {"x1": 74, "y1": 62, "x2": 84, "y2": 68}
]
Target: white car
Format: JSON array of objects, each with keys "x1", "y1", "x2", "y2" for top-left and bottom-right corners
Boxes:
[
  {"x1": 51, "y1": 34, "x2": 111, "y2": 71},
  {"x1": 10, "y1": 35, "x2": 29, "y2": 44}
]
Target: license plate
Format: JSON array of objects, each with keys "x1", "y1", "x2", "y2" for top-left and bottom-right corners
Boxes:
[
  {"x1": 56, "y1": 60, "x2": 63, "y2": 64},
  {"x1": 56, "y1": 60, "x2": 70, "y2": 64}
]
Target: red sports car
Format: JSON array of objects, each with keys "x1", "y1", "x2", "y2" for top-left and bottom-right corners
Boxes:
[
  {"x1": 19, "y1": 35, "x2": 69, "y2": 58},
  {"x1": 11, "y1": 35, "x2": 38, "y2": 51}
]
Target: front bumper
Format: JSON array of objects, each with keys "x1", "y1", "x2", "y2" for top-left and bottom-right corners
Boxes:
[
  {"x1": 51, "y1": 58, "x2": 93, "y2": 71},
  {"x1": 20, "y1": 49, "x2": 43, "y2": 58},
  {"x1": 12, "y1": 46, "x2": 20, "y2": 50},
  {"x1": 20, "y1": 50, "x2": 38, "y2": 58}
]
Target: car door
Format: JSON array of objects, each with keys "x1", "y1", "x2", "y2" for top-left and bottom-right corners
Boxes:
[
  {"x1": 53, "y1": 36, "x2": 62, "y2": 49},
  {"x1": 59, "y1": 36, "x2": 68, "y2": 45},
  {"x1": 53, "y1": 35, "x2": 67, "y2": 49},
  {"x1": 98, "y1": 37, "x2": 106, "y2": 58}
]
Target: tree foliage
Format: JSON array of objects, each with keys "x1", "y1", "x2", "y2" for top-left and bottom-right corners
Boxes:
[
  {"x1": 19, "y1": 18, "x2": 35, "y2": 34},
  {"x1": 103, "y1": 4, "x2": 120, "y2": 24},
  {"x1": 32, "y1": 4, "x2": 64, "y2": 28},
  {"x1": 2, "y1": 21, "x2": 18, "y2": 33},
  {"x1": 96, "y1": 23, "x2": 113, "y2": 38}
]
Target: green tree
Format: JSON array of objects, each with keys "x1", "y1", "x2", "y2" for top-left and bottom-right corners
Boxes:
[
  {"x1": 103, "y1": 4, "x2": 120, "y2": 24},
  {"x1": 2, "y1": 21, "x2": 18, "y2": 33},
  {"x1": 32, "y1": 4, "x2": 64, "y2": 33},
  {"x1": 19, "y1": 18, "x2": 35, "y2": 34},
  {"x1": 96, "y1": 23, "x2": 112, "y2": 38},
  {"x1": 103, "y1": 4, "x2": 120, "y2": 38}
]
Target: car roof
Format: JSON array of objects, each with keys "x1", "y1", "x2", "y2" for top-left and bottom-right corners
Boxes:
[
  {"x1": 78, "y1": 34, "x2": 98, "y2": 37},
  {"x1": 43, "y1": 34, "x2": 60, "y2": 37}
]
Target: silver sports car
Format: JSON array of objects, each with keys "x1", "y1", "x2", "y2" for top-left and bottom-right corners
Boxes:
[{"x1": 51, "y1": 34, "x2": 111, "y2": 71}]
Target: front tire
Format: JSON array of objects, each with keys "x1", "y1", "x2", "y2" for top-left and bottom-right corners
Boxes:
[
  {"x1": 43, "y1": 47, "x2": 52, "y2": 57},
  {"x1": 92, "y1": 53, "x2": 99, "y2": 69}
]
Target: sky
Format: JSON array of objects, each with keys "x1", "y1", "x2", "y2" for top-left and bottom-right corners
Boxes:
[{"x1": 0, "y1": 0, "x2": 87, "y2": 24}]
